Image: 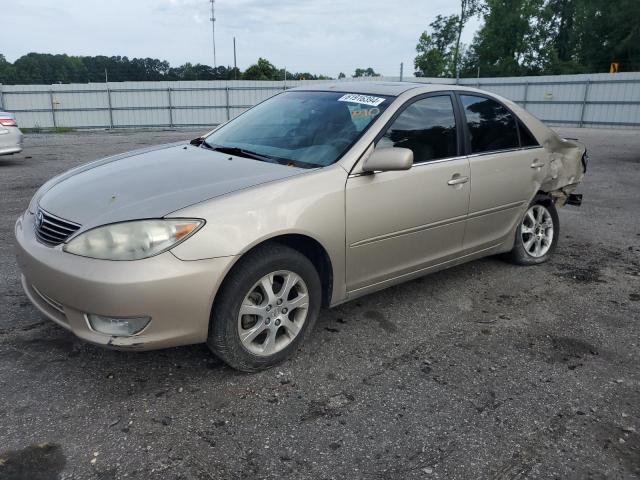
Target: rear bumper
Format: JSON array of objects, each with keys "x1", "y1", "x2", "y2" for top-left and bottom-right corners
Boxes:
[
  {"x1": 0, "y1": 127, "x2": 23, "y2": 155},
  {"x1": 0, "y1": 146, "x2": 22, "y2": 155},
  {"x1": 15, "y1": 211, "x2": 236, "y2": 350}
]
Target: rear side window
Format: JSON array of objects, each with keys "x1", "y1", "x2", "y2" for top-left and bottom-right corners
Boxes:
[
  {"x1": 518, "y1": 120, "x2": 539, "y2": 147},
  {"x1": 460, "y1": 95, "x2": 519, "y2": 153},
  {"x1": 377, "y1": 95, "x2": 457, "y2": 163}
]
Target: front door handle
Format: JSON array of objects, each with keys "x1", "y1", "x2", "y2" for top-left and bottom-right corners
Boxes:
[
  {"x1": 530, "y1": 160, "x2": 546, "y2": 168},
  {"x1": 447, "y1": 175, "x2": 469, "y2": 186}
]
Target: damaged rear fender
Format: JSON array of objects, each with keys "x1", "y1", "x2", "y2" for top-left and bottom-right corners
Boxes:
[
  {"x1": 539, "y1": 135, "x2": 587, "y2": 198},
  {"x1": 504, "y1": 99, "x2": 587, "y2": 205}
]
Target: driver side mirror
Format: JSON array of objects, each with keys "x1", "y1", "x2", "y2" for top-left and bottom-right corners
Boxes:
[{"x1": 362, "y1": 147, "x2": 413, "y2": 173}]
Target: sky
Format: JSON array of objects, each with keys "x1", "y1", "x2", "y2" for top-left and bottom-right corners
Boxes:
[{"x1": 4, "y1": 0, "x2": 481, "y2": 77}]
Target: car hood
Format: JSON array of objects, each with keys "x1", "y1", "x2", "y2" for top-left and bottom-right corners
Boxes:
[{"x1": 38, "y1": 143, "x2": 307, "y2": 229}]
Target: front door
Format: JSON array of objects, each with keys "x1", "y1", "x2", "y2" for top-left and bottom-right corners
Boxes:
[{"x1": 345, "y1": 94, "x2": 470, "y2": 292}]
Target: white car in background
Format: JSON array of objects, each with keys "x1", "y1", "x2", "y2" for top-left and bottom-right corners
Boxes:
[{"x1": 0, "y1": 112, "x2": 24, "y2": 156}]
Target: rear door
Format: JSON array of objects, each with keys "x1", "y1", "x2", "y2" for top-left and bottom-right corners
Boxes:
[
  {"x1": 456, "y1": 93, "x2": 545, "y2": 251},
  {"x1": 345, "y1": 93, "x2": 470, "y2": 292}
]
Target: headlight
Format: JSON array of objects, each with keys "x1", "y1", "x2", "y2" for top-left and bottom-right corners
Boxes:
[{"x1": 63, "y1": 219, "x2": 204, "y2": 260}]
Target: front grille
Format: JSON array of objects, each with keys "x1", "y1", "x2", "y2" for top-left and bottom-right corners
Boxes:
[{"x1": 34, "y1": 208, "x2": 81, "y2": 246}]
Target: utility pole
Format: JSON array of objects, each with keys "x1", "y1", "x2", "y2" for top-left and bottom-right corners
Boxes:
[
  {"x1": 233, "y1": 36, "x2": 237, "y2": 79},
  {"x1": 399, "y1": 62, "x2": 403, "y2": 82},
  {"x1": 210, "y1": 0, "x2": 217, "y2": 68}
]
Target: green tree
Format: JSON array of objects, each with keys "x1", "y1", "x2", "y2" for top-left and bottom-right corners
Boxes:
[
  {"x1": 353, "y1": 67, "x2": 379, "y2": 77},
  {"x1": 243, "y1": 58, "x2": 278, "y2": 80},
  {"x1": 461, "y1": 0, "x2": 640, "y2": 76},
  {"x1": 452, "y1": 0, "x2": 485, "y2": 79},
  {"x1": 556, "y1": 0, "x2": 640, "y2": 72},
  {"x1": 12, "y1": 53, "x2": 89, "y2": 83},
  {"x1": 415, "y1": 2, "x2": 483, "y2": 78},
  {"x1": 414, "y1": 15, "x2": 459, "y2": 77},
  {"x1": 0, "y1": 54, "x2": 17, "y2": 84},
  {"x1": 462, "y1": 0, "x2": 547, "y2": 77}
]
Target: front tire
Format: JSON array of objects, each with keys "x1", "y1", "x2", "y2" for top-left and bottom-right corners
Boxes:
[
  {"x1": 504, "y1": 194, "x2": 559, "y2": 265},
  {"x1": 207, "y1": 243, "x2": 321, "y2": 372}
]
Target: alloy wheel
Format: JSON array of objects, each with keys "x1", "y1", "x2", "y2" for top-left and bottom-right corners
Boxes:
[
  {"x1": 521, "y1": 204, "x2": 554, "y2": 258},
  {"x1": 237, "y1": 270, "x2": 309, "y2": 356}
]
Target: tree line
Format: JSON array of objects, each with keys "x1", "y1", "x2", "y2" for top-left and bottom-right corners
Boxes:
[
  {"x1": 415, "y1": 0, "x2": 640, "y2": 78},
  {"x1": 0, "y1": 53, "x2": 383, "y2": 85}
]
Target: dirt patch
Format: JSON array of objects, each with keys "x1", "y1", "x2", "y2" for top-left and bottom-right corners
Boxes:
[
  {"x1": 364, "y1": 310, "x2": 398, "y2": 333},
  {"x1": 548, "y1": 336, "x2": 600, "y2": 363},
  {"x1": 520, "y1": 334, "x2": 601, "y2": 367},
  {"x1": 554, "y1": 265, "x2": 605, "y2": 284},
  {"x1": 0, "y1": 443, "x2": 66, "y2": 480},
  {"x1": 301, "y1": 392, "x2": 354, "y2": 421},
  {"x1": 597, "y1": 423, "x2": 640, "y2": 476},
  {"x1": 597, "y1": 314, "x2": 633, "y2": 329},
  {"x1": 18, "y1": 336, "x2": 83, "y2": 358}
]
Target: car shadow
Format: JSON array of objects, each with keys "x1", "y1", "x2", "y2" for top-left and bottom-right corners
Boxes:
[
  {"x1": 0, "y1": 158, "x2": 26, "y2": 167},
  {"x1": 2, "y1": 318, "x2": 241, "y2": 403},
  {"x1": 3, "y1": 255, "x2": 512, "y2": 400}
]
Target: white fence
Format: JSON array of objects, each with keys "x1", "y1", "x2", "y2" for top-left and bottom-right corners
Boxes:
[{"x1": 1, "y1": 72, "x2": 639, "y2": 130}]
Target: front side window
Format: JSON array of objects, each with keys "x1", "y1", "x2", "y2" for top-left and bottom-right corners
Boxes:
[
  {"x1": 377, "y1": 95, "x2": 458, "y2": 163},
  {"x1": 204, "y1": 91, "x2": 391, "y2": 168},
  {"x1": 460, "y1": 94, "x2": 519, "y2": 153}
]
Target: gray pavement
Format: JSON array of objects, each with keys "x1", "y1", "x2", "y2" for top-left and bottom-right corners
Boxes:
[{"x1": 0, "y1": 127, "x2": 639, "y2": 480}]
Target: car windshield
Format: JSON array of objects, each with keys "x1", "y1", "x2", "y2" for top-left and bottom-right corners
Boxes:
[{"x1": 203, "y1": 91, "x2": 392, "y2": 168}]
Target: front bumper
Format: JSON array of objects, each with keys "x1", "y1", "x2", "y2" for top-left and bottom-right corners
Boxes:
[{"x1": 15, "y1": 211, "x2": 236, "y2": 350}]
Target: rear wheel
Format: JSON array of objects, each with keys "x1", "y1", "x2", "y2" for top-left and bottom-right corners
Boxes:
[
  {"x1": 504, "y1": 194, "x2": 559, "y2": 265},
  {"x1": 207, "y1": 243, "x2": 321, "y2": 372}
]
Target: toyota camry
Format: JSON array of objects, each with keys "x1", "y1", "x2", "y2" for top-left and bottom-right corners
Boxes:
[{"x1": 15, "y1": 82, "x2": 586, "y2": 371}]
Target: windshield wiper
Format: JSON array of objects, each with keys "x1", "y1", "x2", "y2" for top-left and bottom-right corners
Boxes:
[
  {"x1": 201, "y1": 143, "x2": 282, "y2": 164},
  {"x1": 199, "y1": 141, "x2": 323, "y2": 169}
]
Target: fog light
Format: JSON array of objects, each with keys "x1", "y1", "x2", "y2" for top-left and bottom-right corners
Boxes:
[{"x1": 87, "y1": 314, "x2": 151, "y2": 336}]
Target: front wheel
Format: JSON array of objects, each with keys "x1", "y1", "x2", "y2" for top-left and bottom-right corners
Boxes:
[
  {"x1": 207, "y1": 243, "x2": 321, "y2": 372},
  {"x1": 504, "y1": 194, "x2": 559, "y2": 265}
]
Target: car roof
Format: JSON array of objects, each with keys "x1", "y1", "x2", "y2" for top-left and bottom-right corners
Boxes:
[
  {"x1": 290, "y1": 81, "x2": 522, "y2": 108},
  {"x1": 288, "y1": 81, "x2": 495, "y2": 97},
  {"x1": 287, "y1": 81, "x2": 434, "y2": 96}
]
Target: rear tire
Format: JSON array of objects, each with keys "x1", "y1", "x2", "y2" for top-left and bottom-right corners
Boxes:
[
  {"x1": 207, "y1": 243, "x2": 321, "y2": 372},
  {"x1": 504, "y1": 194, "x2": 559, "y2": 265}
]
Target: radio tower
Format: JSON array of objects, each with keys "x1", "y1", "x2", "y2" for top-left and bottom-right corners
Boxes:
[{"x1": 210, "y1": 0, "x2": 217, "y2": 68}]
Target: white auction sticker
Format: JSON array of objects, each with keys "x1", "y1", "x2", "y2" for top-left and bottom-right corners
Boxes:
[{"x1": 337, "y1": 94, "x2": 386, "y2": 107}]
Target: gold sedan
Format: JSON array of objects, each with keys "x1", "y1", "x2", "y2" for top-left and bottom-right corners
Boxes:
[{"x1": 15, "y1": 82, "x2": 586, "y2": 371}]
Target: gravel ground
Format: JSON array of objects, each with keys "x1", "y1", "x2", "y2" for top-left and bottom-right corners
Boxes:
[{"x1": 0, "y1": 127, "x2": 639, "y2": 480}]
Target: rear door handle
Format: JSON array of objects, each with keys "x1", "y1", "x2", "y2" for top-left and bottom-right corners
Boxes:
[
  {"x1": 530, "y1": 161, "x2": 545, "y2": 168},
  {"x1": 447, "y1": 175, "x2": 469, "y2": 186}
]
